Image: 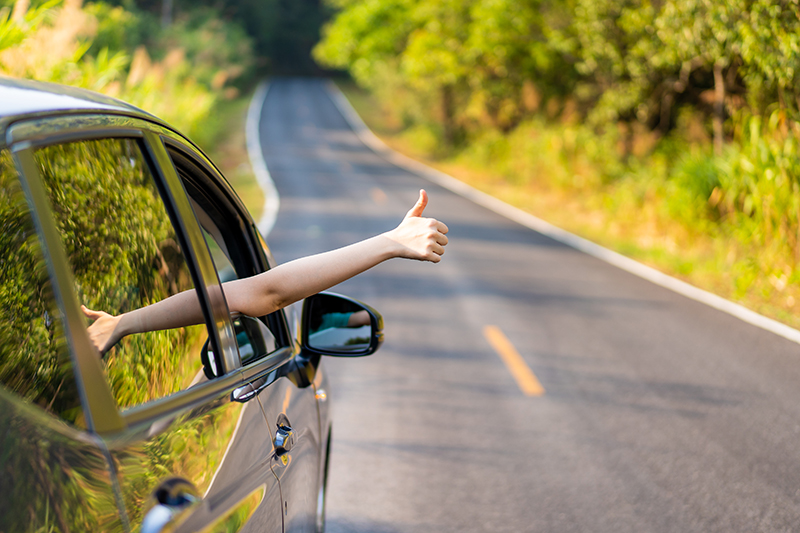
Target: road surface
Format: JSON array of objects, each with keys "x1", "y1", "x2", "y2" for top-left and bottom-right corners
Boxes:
[{"x1": 257, "y1": 77, "x2": 800, "y2": 533}]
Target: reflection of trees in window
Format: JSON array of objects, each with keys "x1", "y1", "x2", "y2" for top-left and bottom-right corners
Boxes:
[
  {"x1": 0, "y1": 400, "x2": 122, "y2": 533},
  {"x1": 0, "y1": 151, "x2": 121, "y2": 533},
  {"x1": 34, "y1": 140, "x2": 205, "y2": 408},
  {"x1": 0, "y1": 150, "x2": 81, "y2": 422}
]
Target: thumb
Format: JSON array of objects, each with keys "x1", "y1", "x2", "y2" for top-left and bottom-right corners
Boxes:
[
  {"x1": 81, "y1": 305, "x2": 102, "y2": 321},
  {"x1": 405, "y1": 189, "x2": 428, "y2": 219}
]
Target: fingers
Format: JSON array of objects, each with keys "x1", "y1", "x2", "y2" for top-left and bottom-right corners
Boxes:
[
  {"x1": 422, "y1": 219, "x2": 448, "y2": 261},
  {"x1": 420, "y1": 227, "x2": 447, "y2": 262},
  {"x1": 405, "y1": 189, "x2": 428, "y2": 219}
]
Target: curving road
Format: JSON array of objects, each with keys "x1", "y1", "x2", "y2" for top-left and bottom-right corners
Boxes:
[{"x1": 257, "y1": 78, "x2": 800, "y2": 533}]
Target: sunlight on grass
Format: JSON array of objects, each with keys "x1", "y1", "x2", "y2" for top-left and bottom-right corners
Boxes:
[{"x1": 338, "y1": 81, "x2": 800, "y2": 330}]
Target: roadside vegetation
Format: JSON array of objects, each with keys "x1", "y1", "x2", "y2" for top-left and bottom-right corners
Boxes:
[
  {"x1": 0, "y1": 0, "x2": 254, "y2": 143},
  {"x1": 316, "y1": 0, "x2": 800, "y2": 329}
]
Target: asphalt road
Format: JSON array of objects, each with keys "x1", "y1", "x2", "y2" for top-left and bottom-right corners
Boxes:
[{"x1": 259, "y1": 78, "x2": 800, "y2": 533}]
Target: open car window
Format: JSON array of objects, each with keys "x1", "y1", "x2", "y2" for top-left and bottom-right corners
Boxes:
[{"x1": 167, "y1": 146, "x2": 287, "y2": 365}]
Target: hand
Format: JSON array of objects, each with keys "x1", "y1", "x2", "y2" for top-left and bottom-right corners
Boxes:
[
  {"x1": 81, "y1": 305, "x2": 122, "y2": 356},
  {"x1": 386, "y1": 189, "x2": 449, "y2": 262}
]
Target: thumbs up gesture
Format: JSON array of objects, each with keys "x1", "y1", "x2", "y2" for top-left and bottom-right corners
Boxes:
[{"x1": 386, "y1": 189, "x2": 449, "y2": 263}]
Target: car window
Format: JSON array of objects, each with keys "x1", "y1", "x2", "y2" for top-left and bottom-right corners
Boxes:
[
  {"x1": 0, "y1": 150, "x2": 83, "y2": 424},
  {"x1": 168, "y1": 147, "x2": 285, "y2": 364},
  {"x1": 32, "y1": 138, "x2": 208, "y2": 409}
]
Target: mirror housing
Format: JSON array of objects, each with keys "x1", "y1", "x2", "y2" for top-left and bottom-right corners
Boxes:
[
  {"x1": 200, "y1": 338, "x2": 221, "y2": 380},
  {"x1": 301, "y1": 292, "x2": 383, "y2": 357},
  {"x1": 231, "y1": 314, "x2": 277, "y2": 366},
  {"x1": 201, "y1": 314, "x2": 278, "y2": 380}
]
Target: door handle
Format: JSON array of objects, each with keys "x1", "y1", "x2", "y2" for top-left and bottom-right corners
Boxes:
[
  {"x1": 141, "y1": 478, "x2": 201, "y2": 533},
  {"x1": 274, "y1": 423, "x2": 294, "y2": 453}
]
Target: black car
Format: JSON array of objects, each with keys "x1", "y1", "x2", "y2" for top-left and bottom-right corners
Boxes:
[{"x1": 0, "y1": 77, "x2": 383, "y2": 533}]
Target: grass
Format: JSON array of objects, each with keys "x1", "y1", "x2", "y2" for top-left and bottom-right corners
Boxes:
[{"x1": 337, "y1": 81, "x2": 800, "y2": 331}]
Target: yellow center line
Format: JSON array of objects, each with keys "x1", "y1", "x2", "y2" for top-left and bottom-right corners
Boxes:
[{"x1": 483, "y1": 325, "x2": 545, "y2": 397}]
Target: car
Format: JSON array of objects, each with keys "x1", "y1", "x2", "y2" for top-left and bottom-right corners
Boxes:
[{"x1": 0, "y1": 77, "x2": 383, "y2": 533}]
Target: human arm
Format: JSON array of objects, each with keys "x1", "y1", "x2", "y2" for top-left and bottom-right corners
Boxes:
[
  {"x1": 347, "y1": 310, "x2": 370, "y2": 327},
  {"x1": 83, "y1": 189, "x2": 447, "y2": 354}
]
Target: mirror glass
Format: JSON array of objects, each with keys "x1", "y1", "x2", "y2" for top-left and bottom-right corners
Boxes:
[
  {"x1": 307, "y1": 294, "x2": 373, "y2": 353},
  {"x1": 233, "y1": 315, "x2": 277, "y2": 365}
]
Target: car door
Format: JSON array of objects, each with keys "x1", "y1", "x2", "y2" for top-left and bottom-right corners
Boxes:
[
  {"x1": 0, "y1": 146, "x2": 124, "y2": 533},
  {"x1": 164, "y1": 142, "x2": 324, "y2": 533},
  {"x1": 7, "y1": 115, "x2": 287, "y2": 533}
]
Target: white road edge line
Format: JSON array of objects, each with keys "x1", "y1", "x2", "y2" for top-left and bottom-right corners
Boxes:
[
  {"x1": 246, "y1": 80, "x2": 280, "y2": 238},
  {"x1": 203, "y1": 401, "x2": 249, "y2": 498},
  {"x1": 324, "y1": 80, "x2": 800, "y2": 346}
]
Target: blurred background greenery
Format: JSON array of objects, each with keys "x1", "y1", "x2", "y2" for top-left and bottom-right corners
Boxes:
[
  {"x1": 314, "y1": 0, "x2": 800, "y2": 328},
  {"x1": 3, "y1": 0, "x2": 800, "y2": 325}
]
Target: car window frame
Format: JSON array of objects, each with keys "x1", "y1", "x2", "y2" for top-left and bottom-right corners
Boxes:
[
  {"x1": 5, "y1": 113, "x2": 295, "y2": 435},
  {"x1": 164, "y1": 140, "x2": 293, "y2": 350}
]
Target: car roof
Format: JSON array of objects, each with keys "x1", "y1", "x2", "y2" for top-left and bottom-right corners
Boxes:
[
  {"x1": 0, "y1": 76, "x2": 255, "y2": 231},
  {"x1": 0, "y1": 76, "x2": 161, "y2": 128}
]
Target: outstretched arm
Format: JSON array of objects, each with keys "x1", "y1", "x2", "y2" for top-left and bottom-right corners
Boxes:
[{"x1": 83, "y1": 190, "x2": 448, "y2": 354}]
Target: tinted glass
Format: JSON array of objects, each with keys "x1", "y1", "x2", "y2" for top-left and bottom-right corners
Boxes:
[
  {"x1": 33, "y1": 139, "x2": 208, "y2": 408},
  {"x1": 0, "y1": 150, "x2": 82, "y2": 423}
]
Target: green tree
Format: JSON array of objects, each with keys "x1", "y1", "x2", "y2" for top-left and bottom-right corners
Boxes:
[
  {"x1": 316, "y1": 0, "x2": 570, "y2": 143},
  {"x1": 652, "y1": 0, "x2": 747, "y2": 154},
  {"x1": 739, "y1": 0, "x2": 800, "y2": 123}
]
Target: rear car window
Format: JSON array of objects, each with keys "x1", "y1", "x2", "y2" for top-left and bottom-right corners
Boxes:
[
  {"x1": 33, "y1": 139, "x2": 209, "y2": 409},
  {"x1": 0, "y1": 149, "x2": 83, "y2": 423}
]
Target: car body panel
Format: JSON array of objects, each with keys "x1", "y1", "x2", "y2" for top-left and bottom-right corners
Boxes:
[
  {"x1": 105, "y1": 393, "x2": 284, "y2": 533},
  {"x1": 0, "y1": 387, "x2": 125, "y2": 532},
  {"x1": 0, "y1": 78, "x2": 338, "y2": 532},
  {"x1": 259, "y1": 375, "x2": 322, "y2": 532},
  {"x1": 0, "y1": 77, "x2": 158, "y2": 135}
]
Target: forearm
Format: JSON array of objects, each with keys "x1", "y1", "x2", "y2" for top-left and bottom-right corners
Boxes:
[
  {"x1": 100, "y1": 233, "x2": 398, "y2": 345},
  {"x1": 223, "y1": 233, "x2": 399, "y2": 317},
  {"x1": 117, "y1": 289, "x2": 206, "y2": 336}
]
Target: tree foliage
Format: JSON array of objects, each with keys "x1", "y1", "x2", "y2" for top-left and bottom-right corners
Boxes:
[
  {"x1": 317, "y1": 0, "x2": 800, "y2": 307},
  {"x1": 0, "y1": 0, "x2": 255, "y2": 141},
  {"x1": 315, "y1": 0, "x2": 569, "y2": 141},
  {"x1": 317, "y1": 0, "x2": 800, "y2": 143}
]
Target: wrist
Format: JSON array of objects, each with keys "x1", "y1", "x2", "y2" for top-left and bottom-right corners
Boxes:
[
  {"x1": 116, "y1": 312, "x2": 134, "y2": 339},
  {"x1": 377, "y1": 231, "x2": 405, "y2": 260}
]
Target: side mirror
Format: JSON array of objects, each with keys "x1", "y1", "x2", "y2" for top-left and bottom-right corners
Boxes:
[
  {"x1": 301, "y1": 292, "x2": 383, "y2": 357},
  {"x1": 201, "y1": 314, "x2": 278, "y2": 380},
  {"x1": 232, "y1": 314, "x2": 277, "y2": 366},
  {"x1": 200, "y1": 338, "x2": 221, "y2": 380}
]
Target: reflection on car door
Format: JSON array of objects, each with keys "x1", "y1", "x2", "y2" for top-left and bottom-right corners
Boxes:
[
  {"x1": 22, "y1": 128, "x2": 285, "y2": 532},
  {"x1": 258, "y1": 375, "x2": 322, "y2": 533}
]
